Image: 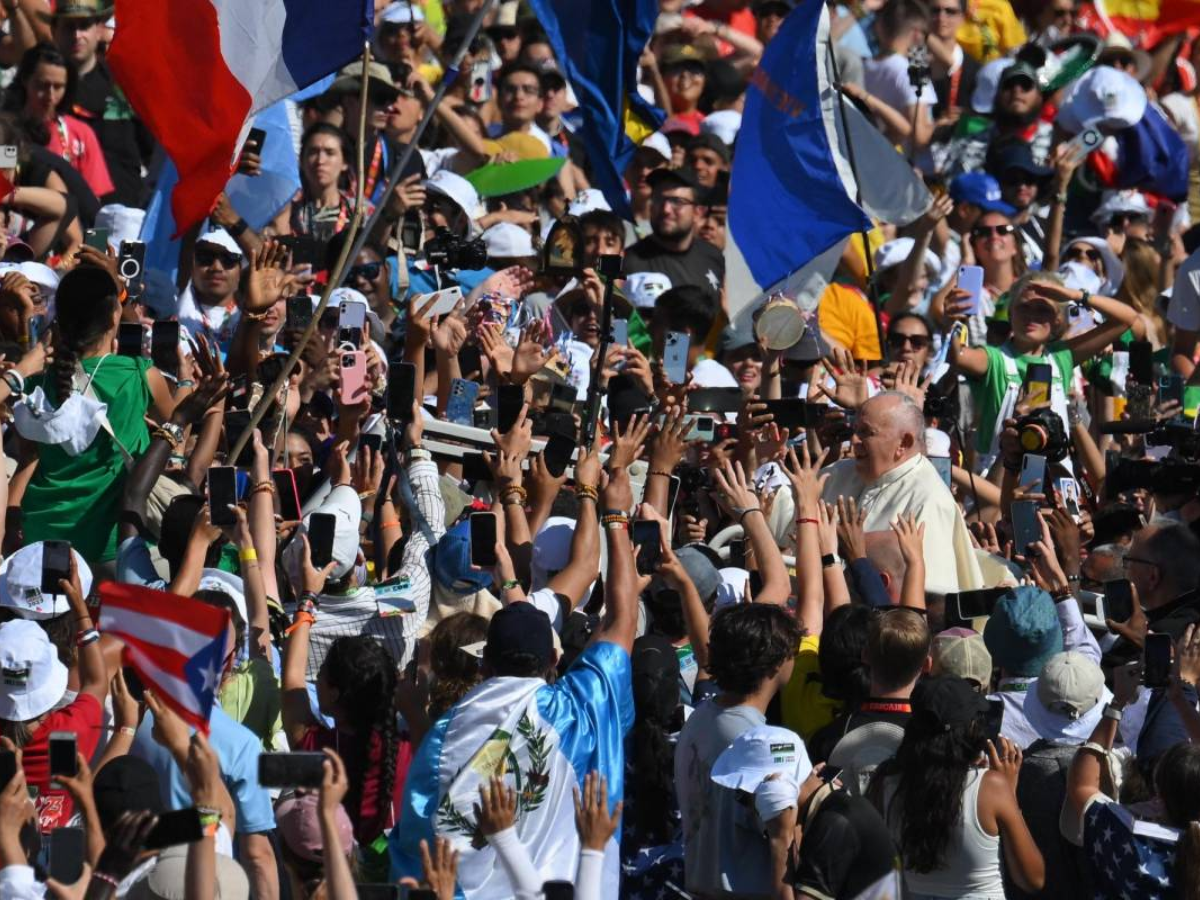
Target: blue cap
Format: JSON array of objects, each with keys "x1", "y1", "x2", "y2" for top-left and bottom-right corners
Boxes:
[
  {"x1": 949, "y1": 172, "x2": 1017, "y2": 216},
  {"x1": 432, "y1": 521, "x2": 494, "y2": 596},
  {"x1": 983, "y1": 586, "x2": 1063, "y2": 677},
  {"x1": 486, "y1": 602, "x2": 555, "y2": 669}
]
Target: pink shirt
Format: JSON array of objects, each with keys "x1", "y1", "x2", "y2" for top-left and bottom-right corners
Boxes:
[{"x1": 45, "y1": 113, "x2": 115, "y2": 199}]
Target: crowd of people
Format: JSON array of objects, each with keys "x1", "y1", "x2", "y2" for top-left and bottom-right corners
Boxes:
[{"x1": 0, "y1": 0, "x2": 1198, "y2": 897}]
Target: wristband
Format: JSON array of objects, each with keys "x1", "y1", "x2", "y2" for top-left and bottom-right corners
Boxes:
[
  {"x1": 286, "y1": 609, "x2": 315, "y2": 634},
  {"x1": 252, "y1": 481, "x2": 275, "y2": 496},
  {"x1": 176, "y1": 380, "x2": 195, "y2": 389},
  {"x1": 737, "y1": 506, "x2": 762, "y2": 523},
  {"x1": 821, "y1": 553, "x2": 840, "y2": 569},
  {"x1": 240, "y1": 308, "x2": 270, "y2": 322},
  {"x1": 408, "y1": 448, "x2": 432, "y2": 462},
  {"x1": 227, "y1": 217, "x2": 249, "y2": 238},
  {"x1": 76, "y1": 628, "x2": 100, "y2": 648},
  {"x1": 1101, "y1": 703, "x2": 1123, "y2": 721},
  {"x1": 117, "y1": 726, "x2": 136, "y2": 738},
  {"x1": 239, "y1": 548, "x2": 258, "y2": 563},
  {"x1": 647, "y1": 470, "x2": 673, "y2": 478},
  {"x1": 1081, "y1": 740, "x2": 1110, "y2": 757},
  {"x1": 379, "y1": 519, "x2": 401, "y2": 529},
  {"x1": 796, "y1": 517, "x2": 819, "y2": 525},
  {"x1": 1078, "y1": 289, "x2": 1091, "y2": 310},
  {"x1": 602, "y1": 509, "x2": 628, "y2": 519},
  {"x1": 1, "y1": 368, "x2": 24, "y2": 396},
  {"x1": 297, "y1": 590, "x2": 320, "y2": 610},
  {"x1": 501, "y1": 578, "x2": 520, "y2": 590}
]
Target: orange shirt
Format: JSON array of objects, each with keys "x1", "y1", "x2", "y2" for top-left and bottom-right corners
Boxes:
[{"x1": 818, "y1": 283, "x2": 883, "y2": 362}]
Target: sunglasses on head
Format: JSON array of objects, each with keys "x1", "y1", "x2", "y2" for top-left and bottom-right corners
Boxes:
[
  {"x1": 1065, "y1": 246, "x2": 1101, "y2": 263},
  {"x1": 887, "y1": 332, "x2": 931, "y2": 350},
  {"x1": 970, "y1": 223, "x2": 1016, "y2": 240},
  {"x1": 348, "y1": 262, "x2": 383, "y2": 282},
  {"x1": 195, "y1": 245, "x2": 242, "y2": 269}
]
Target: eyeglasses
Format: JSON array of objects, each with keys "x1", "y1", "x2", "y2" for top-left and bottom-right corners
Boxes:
[
  {"x1": 970, "y1": 223, "x2": 1016, "y2": 240},
  {"x1": 887, "y1": 332, "x2": 931, "y2": 350},
  {"x1": 653, "y1": 195, "x2": 696, "y2": 209},
  {"x1": 348, "y1": 262, "x2": 383, "y2": 282},
  {"x1": 195, "y1": 246, "x2": 242, "y2": 269},
  {"x1": 501, "y1": 82, "x2": 540, "y2": 97},
  {"x1": 1065, "y1": 246, "x2": 1101, "y2": 263}
]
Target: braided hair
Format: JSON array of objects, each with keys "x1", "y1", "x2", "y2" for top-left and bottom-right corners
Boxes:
[
  {"x1": 50, "y1": 267, "x2": 121, "y2": 404},
  {"x1": 322, "y1": 636, "x2": 399, "y2": 839}
]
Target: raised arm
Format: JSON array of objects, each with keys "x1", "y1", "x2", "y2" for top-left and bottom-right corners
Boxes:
[
  {"x1": 593, "y1": 467, "x2": 637, "y2": 652},
  {"x1": 543, "y1": 448, "x2": 602, "y2": 613},
  {"x1": 783, "y1": 447, "x2": 830, "y2": 628},
  {"x1": 717, "y1": 460, "x2": 791, "y2": 606},
  {"x1": 280, "y1": 537, "x2": 337, "y2": 749},
  {"x1": 890, "y1": 514, "x2": 927, "y2": 611},
  {"x1": 318, "y1": 750, "x2": 360, "y2": 900}
]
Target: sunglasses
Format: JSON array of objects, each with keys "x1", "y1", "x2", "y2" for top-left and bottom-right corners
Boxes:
[
  {"x1": 1002, "y1": 171, "x2": 1041, "y2": 186},
  {"x1": 369, "y1": 85, "x2": 401, "y2": 107},
  {"x1": 1110, "y1": 212, "x2": 1148, "y2": 228},
  {"x1": 348, "y1": 262, "x2": 383, "y2": 282},
  {"x1": 970, "y1": 223, "x2": 1016, "y2": 240},
  {"x1": 1065, "y1": 246, "x2": 1101, "y2": 263},
  {"x1": 195, "y1": 246, "x2": 242, "y2": 269},
  {"x1": 887, "y1": 332, "x2": 931, "y2": 350}
]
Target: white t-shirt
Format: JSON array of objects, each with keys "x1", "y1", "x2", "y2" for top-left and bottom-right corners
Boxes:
[{"x1": 864, "y1": 53, "x2": 937, "y2": 116}]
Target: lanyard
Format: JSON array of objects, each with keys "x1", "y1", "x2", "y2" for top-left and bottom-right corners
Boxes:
[
  {"x1": 363, "y1": 137, "x2": 384, "y2": 201},
  {"x1": 54, "y1": 117, "x2": 72, "y2": 163},
  {"x1": 859, "y1": 700, "x2": 912, "y2": 714}
]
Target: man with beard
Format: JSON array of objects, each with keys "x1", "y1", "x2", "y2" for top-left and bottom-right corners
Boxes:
[
  {"x1": 623, "y1": 168, "x2": 724, "y2": 308},
  {"x1": 942, "y1": 59, "x2": 1051, "y2": 179}
]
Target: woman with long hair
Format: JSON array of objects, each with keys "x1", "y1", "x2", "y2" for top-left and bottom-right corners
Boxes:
[
  {"x1": 869, "y1": 676, "x2": 1045, "y2": 898},
  {"x1": 1117, "y1": 237, "x2": 1169, "y2": 348},
  {"x1": 427, "y1": 611, "x2": 488, "y2": 722},
  {"x1": 271, "y1": 123, "x2": 360, "y2": 241},
  {"x1": 932, "y1": 211, "x2": 1026, "y2": 348}
]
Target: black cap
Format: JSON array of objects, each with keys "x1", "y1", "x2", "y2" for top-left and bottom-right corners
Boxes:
[
  {"x1": 93, "y1": 756, "x2": 166, "y2": 830},
  {"x1": 647, "y1": 166, "x2": 700, "y2": 192},
  {"x1": 912, "y1": 675, "x2": 990, "y2": 729},
  {"x1": 985, "y1": 141, "x2": 1052, "y2": 182},
  {"x1": 485, "y1": 602, "x2": 554, "y2": 670},
  {"x1": 688, "y1": 132, "x2": 731, "y2": 163}
]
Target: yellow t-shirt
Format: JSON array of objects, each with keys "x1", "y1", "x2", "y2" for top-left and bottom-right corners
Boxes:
[
  {"x1": 957, "y1": 0, "x2": 1027, "y2": 63},
  {"x1": 780, "y1": 634, "x2": 841, "y2": 742},
  {"x1": 818, "y1": 283, "x2": 882, "y2": 362}
]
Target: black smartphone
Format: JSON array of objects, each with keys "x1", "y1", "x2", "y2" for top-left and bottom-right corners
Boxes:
[
  {"x1": 118, "y1": 240, "x2": 146, "y2": 298},
  {"x1": 84, "y1": 227, "x2": 109, "y2": 251},
  {"x1": 458, "y1": 344, "x2": 482, "y2": 379},
  {"x1": 244, "y1": 127, "x2": 267, "y2": 155},
  {"x1": 1129, "y1": 339, "x2": 1154, "y2": 385},
  {"x1": 401, "y1": 210, "x2": 423, "y2": 254},
  {"x1": 0, "y1": 750, "x2": 16, "y2": 791},
  {"x1": 360, "y1": 433, "x2": 383, "y2": 455},
  {"x1": 946, "y1": 587, "x2": 1009, "y2": 624},
  {"x1": 49, "y1": 732, "x2": 77, "y2": 781},
  {"x1": 1104, "y1": 579, "x2": 1135, "y2": 625},
  {"x1": 307, "y1": 512, "x2": 337, "y2": 569},
  {"x1": 207, "y1": 466, "x2": 238, "y2": 528},
  {"x1": 762, "y1": 398, "x2": 825, "y2": 431},
  {"x1": 687, "y1": 387, "x2": 743, "y2": 414},
  {"x1": 286, "y1": 295, "x2": 313, "y2": 331},
  {"x1": 632, "y1": 520, "x2": 661, "y2": 574},
  {"x1": 117, "y1": 322, "x2": 144, "y2": 357},
  {"x1": 549, "y1": 381, "x2": 577, "y2": 414},
  {"x1": 122, "y1": 665, "x2": 146, "y2": 703},
  {"x1": 387, "y1": 361, "x2": 417, "y2": 423},
  {"x1": 272, "y1": 469, "x2": 302, "y2": 521},
  {"x1": 543, "y1": 433, "x2": 575, "y2": 478},
  {"x1": 258, "y1": 752, "x2": 327, "y2": 789},
  {"x1": 1144, "y1": 632, "x2": 1173, "y2": 689},
  {"x1": 727, "y1": 537, "x2": 747, "y2": 570},
  {"x1": 223, "y1": 410, "x2": 255, "y2": 468},
  {"x1": 49, "y1": 827, "x2": 85, "y2": 884},
  {"x1": 461, "y1": 451, "x2": 491, "y2": 486},
  {"x1": 278, "y1": 234, "x2": 319, "y2": 269},
  {"x1": 1159, "y1": 374, "x2": 1185, "y2": 408},
  {"x1": 228, "y1": 373, "x2": 249, "y2": 410},
  {"x1": 542, "y1": 883, "x2": 574, "y2": 900},
  {"x1": 469, "y1": 512, "x2": 498, "y2": 568},
  {"x1": 497, "y1": 384, "x2": 524, "y2": 433},
  {"x1": 984, "y1": 698, "x2": 1004, "y2": 741},
  {"x1": 144, "y1": 807, "x2": 204, "y2": 850},
  {"x1": 40, "y1": 540, "x2": 71, "y2": 596},
  {"x1": 401, "y1": 890, "x2": 436, "y2": 900},
  {"x1": 150, "y1": 321, "x2": 180, "y2": 377},
  {"x1": 1010, "y1": 499, "x2": 1043, "y2": 558}
]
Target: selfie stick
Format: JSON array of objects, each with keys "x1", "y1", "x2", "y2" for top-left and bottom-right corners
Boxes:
[
  {"x1": 827, "y1": 38, "x2": 885, "y2": 355},
  {"x1": 581, "y1": 260, "x2": 620, "y2": 449},
  {"x1": 337, "y1": 0, "x2": 497, "y2": 285},
  {"x1": 228, "y1": 44, "x2": 375, "y2": 464}
]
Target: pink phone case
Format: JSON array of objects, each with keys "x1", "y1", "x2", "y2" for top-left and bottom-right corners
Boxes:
[{"x1": 338, "y1": 350, "x2": 368, "y2": 405}]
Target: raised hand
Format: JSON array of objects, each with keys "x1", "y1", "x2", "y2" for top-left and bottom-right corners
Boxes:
[
  {"x1": 574, "y1": 771, "x2": 623, "y2": 852},
  {"x1": 890, "y1": 513, "x2": 925, "y2": 566},
  {"x1": 818, "y1": 347, "x2": 870, "y2": 410},
  {"x1": 244, "y1": 240, "x2": 291, "y2": 314},
  {"x1": 609, "y1": 413, "x2": 653, "y2": 471},
  {"x1": 473, "y1": 776, "x2": 518, "y2": 836}
]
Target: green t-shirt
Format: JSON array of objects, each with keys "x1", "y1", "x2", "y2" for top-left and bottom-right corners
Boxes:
[
  {"x1": 220, "y1": 657, "x2": 285, "y2": 751},
  {"x1": 968, "y1": 342, "x2": 1074, "y2": 453},
  {"x1": 23, "y1": 355, "x2": 152, "y2": 564}
]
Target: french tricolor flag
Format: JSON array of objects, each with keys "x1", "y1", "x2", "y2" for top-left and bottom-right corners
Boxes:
[
  {"x1": 109, "y1": 0, "x2": 371, "y2": 234},
  {"x1": 99, "y1": 582, "x2": 232, "y2": 735}
]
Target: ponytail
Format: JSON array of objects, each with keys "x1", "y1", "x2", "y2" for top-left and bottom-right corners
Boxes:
[
  {"x1": 48, "y1": 266, "x2": 121, "y2": 405},
  {"x1": 50, "y1": 322, "x2": 78, "y2": 405},
  {"x1": 1178, "y1": 822, "x2": 1200, "y2": 900}
]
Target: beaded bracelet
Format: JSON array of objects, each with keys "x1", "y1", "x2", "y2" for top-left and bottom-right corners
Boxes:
[
  {"x1": 252, "y1": 481, "x2": 275, "y2": 496},
  {"x1": 240, "y1": 308, "x2": 270, "y2": 322},
  {"x1": 501, "y1": 485, "x2": 528, "y2": 503},
  {"x1": 576, "y1": 484, "x2": 599, "y2": 502},
  {"x1": 92, "y1": 872, "x2": 121, "y2": 889},
  {"x1": 501, "y1": 578, "x2": 521, "y2": 590}
]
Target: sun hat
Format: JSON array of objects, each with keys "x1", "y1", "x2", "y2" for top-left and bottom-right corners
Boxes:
[
  {"x1": 0, "y1": 619, "x2": 68, "y2": 721},
  {"x1": 1057, "y1": 64, "x2": 1147, "y2": 134},
  {"x1": 567, "y1": 188, "x2": 612, "y2": 218},
  {"x1": 983, "y1": 586, "x2": 1064, "y2": 677},
  {"x1": 1062, "y1": 235, "x2": 1124, "y2": 294},
  {"x1": 0, "y1": 542, "x2": 93, "y2": 621},
  {"x1": 1023, "y1": 650, "x2": 1111, "y2": 743},
  {"x1": 425, "y1": 170, "x2": 482, "y2": 233}
]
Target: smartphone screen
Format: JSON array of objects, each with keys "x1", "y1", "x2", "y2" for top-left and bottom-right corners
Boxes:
[
  {"x1": 207, "y1": 467, "x2": 238, "y2": 528},
  {"x1": 957, "y1": 265, "x2": 984, "y2": 317},
  {"x1": 40, "y1": 540, "x2": 71, "y2": 596},
  {"x1": 469, "y1": 512, "x2": 498, "y2": 568},
  {"x1": 984, "y1": 698, "x2": 1004, "y2": 741},
  {"x1": 150, "y1": 321, "x2": 180, "y2": 376},
  {"x1": 1024, "y1": 363, "x2": 1052, "y2": 407},
  {"x1": 610, "y1": 319, "x2": 629, "y2": 347},
  {"x1": 144, "y1": 808, "x2": 204, "y2": 850},
  {"x1": 1104, "y1": 579, "x2": 1135, "y2": 625},
  {"x1": 117, "y1": 322, "x2": 144, "y2": 357},
  {"x1": 542, "y1": 883, "x2": 574, "y2": 900},
  {"x1": 49, "y1": 827, "x2": 85, "y2": 884},
  {"x1": 1144, "y1": 633, "x2": 1173, "y2": 688},
  {"x1": 387, "y1": 361, "x2": 417, "y2": 423},
  {"x1": 461, "y1": 452, "x2": 491, "y2": 486},
  {"x1": 244, "y1": 126, "x2": 267, "y2": 155},
  {"x1": 286, "y1": 295, "x2": 313, "y2": 331},
  {"x1": 543, "y1": 434, "x2": 575, "y2": 478},
  {"x1": 1159, "y1": 374, "x2": 1185, "y2": 408},
  {"x1": 1018, "y1": 453, "x2": 1047, "y2": 495},
  {"x1": 1011, "y1": 500, "x2": 1042, "y2": 557},
  {"x1": 632, "y1": 520, "x2": 661, "y2": 574},
  {"x1": 338, "y1": 300, "x2": 367, "y2": 347},
  {"x1": 1129, "y1": 340, "x2": 1154, "y2": 385},
  {"x1": 663, "y1": 331, "x2": 689, "y2": 384},
  {"x1": 727, "y1": 537, "x2": 747, "y2": 570},
  {"x1": 272, "y1": 470, "x2": 302, "y2": 521},
  {"x1": 49, "y1": 732, "x2": 77, "y2": 780},
  {"x1": 258, "y1": 752, "x2": 327, "y2": 789},
  {"x1": 307, "y1": 513, "x2": 337, "y2": 569},
  {"x1": 223, "y1": 410, "x2": 255, "y2": 469},
  {"x1": 1057, "y1": 477, "x2": 1081, "y2": 518},
  {"x1": 950, "y1": 587, "x2": 1008, "y2": 621},
  {"x1": 497, "y1": 384, "x2": 524, "y2": 433}
]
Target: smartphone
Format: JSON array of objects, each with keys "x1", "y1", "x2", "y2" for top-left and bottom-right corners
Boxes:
[
  {"x1": 278, "y1": 234, "x2": 320, "y2": 269},
  {"x1": 117, "y1": 322, "x2": 144, "y2": 357},
  {"x1": 949, "y1": 587, "x2": 1009, "y2": 621},
  {"x1": 1018, "y1": 453, "x2": 1047, "y2": 495},
  {"x1": 258, "y1": 752, "x2": 327, "y2": 789},
  {"x1": 1143, "y1": 632, "x2": 1173, "y2": 689},
  {"x1": 543, "y1": 433, "x2": 575, "y2": 478},
  {"x1": 27, "y1": 313, "x2": 46, "y2": 346},
  {"x1": 469, "y1": 58, "x2": 493, "y2": 103},
  {"x1": 223, "y1": 410, "x2": 255, "y2": 468},
  {"x1": 1159, "y1": 374, "x2": 1184, "y2": 408},
  {"x1": 1057, "y1": 477, "x2": 1082, "y2": 519},
  {"x1": 1024, "y1": 362, "x2": 1052, "y2": 408},
  {"x1": 118, "y1": 240, "x2": 146, "y2": 298},
  {"x1": 688, "y1": 387, "x2": 743, "y2": 414},
  {"x1": 49, "y1": 732, "x2": 77, "y2": 781},
  {"x1": 958, "y1": 265, "x2": 984, "y2": 317},
  {"x1": 416, "y1": 286, "x2": 463, "y2": 318},
  {"x1": 459, "y1": 344, "x2": 483, "y2": 379},
  {"x1": 663, "y1": 330, "x2": 689, "y2": 384},
  {"x1": 307, "y1": 512, "x2": 337, "y2": 570},
  {"x1": 228, "y1": 373, "x2": 249, "y2": 410},
  {"x1": 244, "y1": 126, "x2": 267, "y2": 156},
  {"x1": 48, "y1": 827, "x2": 85, "y2": 884},
  {"x1": 549, "y1": 381, "x2": 577, "y2": 414},
  {"x1": 207, "y1": 466, "x2": 238, "y2": 528},
  {"x1": 401, "y1": 209, "x2": 423, "y2": 254},
  {"x1": 149, "y1": 321, "x2": 180, "y2": 378},
  {"x1": 40, "y1": 540, "x2": 71, "y2": 596},
  {"x1": 1011, "y1": 499, "x2": 1043, "y2": 557},
  {"x1": 1066, "y1": 125, "x2": 1103, "y2": 156},
  {"x1": 685, "y1": 414, "x2": 716, "y2": 443},
  {"x1": 286, "y1": 295, "x2": 313, "y2": 331},
  {"x1": 84, "y1": 227, "x2": 109, "y2": 251},
  {"x1": 610, "y1": 318, "x2": 629, "y2": 347},
  {"x1": 762, "y1": 398, "x2": 825, "y2": 431},
  {"x1": 632, "y1": 520, "x2": 661, "y2": 574},
  {"x1": 0, "y1": 750, "x2": 15, "y2": 791},
  {"x1": 1129, "y1": 339, "x2": 1154, "y2": 385},
  {"x1": 339, "y1": 350, "x2": 368, "y2": 406},
  {"x1": 1104, "y1": 578, "x2": 1135, "y2": 625},
  {"x1": 122, "y1": 665, "x2": 145, "y2": 703},
  {"x1": 497, "y1": 384, "x2": 524, "y2": 433},
  {"x1": 714, "y1": 422, "x2": 739, "y2": 443},
  {"x1": 983, "y1": 698, "x2": 1004, "y2": 741},
  {"x1": 360, "y1": 433, "x2": 383, "y2": 455},
  {"x1": 338, "y1": 299, "x2": 367, "y2": 348},
  {"x1": 447, "y1": 378, "x2": 481, "y2": 426},
  {"x1": 931, "y1": 456, "x2": 952, "y2": 487},
  {"x1": 666, "y1": 474, "x2": 681, "y2": 520},
  {"x1": 461, "y1": 451, "x2": 491, "y2": 486},
  {"x1": 727, "y1": 537, "x2": 747, "y2": 570},
  {"x1": 272, "y1": 469, "x2": 302, "y2": 521},
  {"x1": 387, "y1": 361, "x2": 417, "y2": 423},
  {"x1": 469, "y1": 512, "x2": 498, "y2": 568},
  {"x1": 542, "y1": 883, "x2": 574, "y2": 900},
  {"x1": 144, "y1": 808, "x2": 204, "y2": 850}
]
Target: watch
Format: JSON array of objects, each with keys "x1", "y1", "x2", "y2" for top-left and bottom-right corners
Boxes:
[
  {"x1": 227, "y1": 218, "x2": 249, "y2": 239},
  {"x1": 407, "y1": 447, "x2": 432, "y2": 462},
  {"x1": 1101, "y1": 703, "x2": 1124, "y2": 722},
  {"x1": 821, "y1": 553, "x2": 841, "y2": 569},
  {"x1": 1078, "y1": 289, "x2": 1091, "y2": 310},
  {"x1": 157, "y1": 422, "x2": 185, "y2": 446}
]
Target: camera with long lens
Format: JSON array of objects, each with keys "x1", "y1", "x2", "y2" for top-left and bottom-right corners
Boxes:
[
  {"x1": 424, "y1": 228, "x2": 488, "y2": 271},
  {"x1": 923, "y1": 376, "x2": 960, "y2": 422},
  {"x1": 1016, "y1": 408, "x2": 1070, "y2": 462},
  {"x1": 1106, "y1": 453, "x2": 1200, "y2": 498}
]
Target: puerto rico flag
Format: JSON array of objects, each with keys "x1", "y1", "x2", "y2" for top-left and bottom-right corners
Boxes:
[
  {"x1": 108, "y1": 0, "x2": 371, "y2": 234},
  {"x1": 98, "y1": 582, "x2": 231, "y2": 735}
]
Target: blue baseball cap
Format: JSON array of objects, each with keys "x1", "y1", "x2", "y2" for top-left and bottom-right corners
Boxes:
[
  {"x1": 983, "y1": 585, "x2": 1063, "y2": 677},
  {"x1": 432, "y1": 521, "x2": 494, "y2": 596},
  {"x1": 949, "y1": 172, "x2": 1017, "y2": 216}
]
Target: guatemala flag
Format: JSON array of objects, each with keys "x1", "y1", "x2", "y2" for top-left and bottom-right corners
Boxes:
[
  {"x1": 725, "y1": 0, "x2": 928, "y2": 329},
  {"x1": 390, "y1": 642, "x2": 633, "y2": 898},
  {"x1": 108, "y1": 0, "x2": 370, "y2": 234},
  {"x1": 98, "y1": 582, "x2": 231, "y2": 735}
]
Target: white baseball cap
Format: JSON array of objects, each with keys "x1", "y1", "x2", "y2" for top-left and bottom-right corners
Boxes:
[
  {"x1": 95, "y1": 203, "x2": 146, "y2": 251},
  {"x1": 283, "y1": 485, "x2": 363, "y2": 582},
  {"x1": 875, "y1": 237, "x2": 940, "y2": 275},
  {"x1": 1058, "y1": 65, "x2": 1148, "y2": 134},
  {"x1": 971, "y1": 58, "x2": 1014, "y2": 115},
  {"x1": 196, "y1": 228, "x2": 244, "y2": 259},
  {"x1": 329, "y1": 287, "x2": 385, "y2": 340},
  {"x1": 711, "y1": 724, "x2": 813, "y2": 793},
  {"x1": 567, "y1": 188, "x2": 612, "y2": 218},
  {"x1": 381, "y1": 1, "x2": 425, "y2": 24},
  {"x1": 0, "y1": 542, "x2": 93, "y2": 621},
  {"x1": 424, "y1": 170, "x2": 481, "y2": 235},
  {"x1": 197, "y1": 568, "x2": 248, "y2": 633},
  {"x1": 483, "y1": 222, "x2": 536, "y2": 258},
  {"x1": 640, "y1": 132, "x2": 672, "y2": 163},
  {"x1": 0, "y1": 619, "x2": 68, "y2": 721},
  {"x1": 700, "y1": 109, "x2": 741, "y2": 147},
  {"x1": 624, "y1": 271, "x2": 672, "y2": 309},
  {"x1": 1090, "y1": 189, "x2": 1151, "y2": 226}
]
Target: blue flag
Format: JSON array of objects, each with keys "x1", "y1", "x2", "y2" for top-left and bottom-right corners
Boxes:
[
  {"x1": 728, "y1": 0, "x2": 871, "y2": 294},
  {"x1": 527, "y1": 0, "x2": 662, "y2": 219},
  {"x1": 1114, "y1": 104, "x2": 1190, "y2": 202}
]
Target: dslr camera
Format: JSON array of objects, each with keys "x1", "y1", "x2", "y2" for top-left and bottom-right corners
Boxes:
[
  {"x1": 424, "y1": 228, "x2": 488, "y2": 271},
  {"x1": 1016, "y1": 408, "x2": 1069, "y2": 462}
]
